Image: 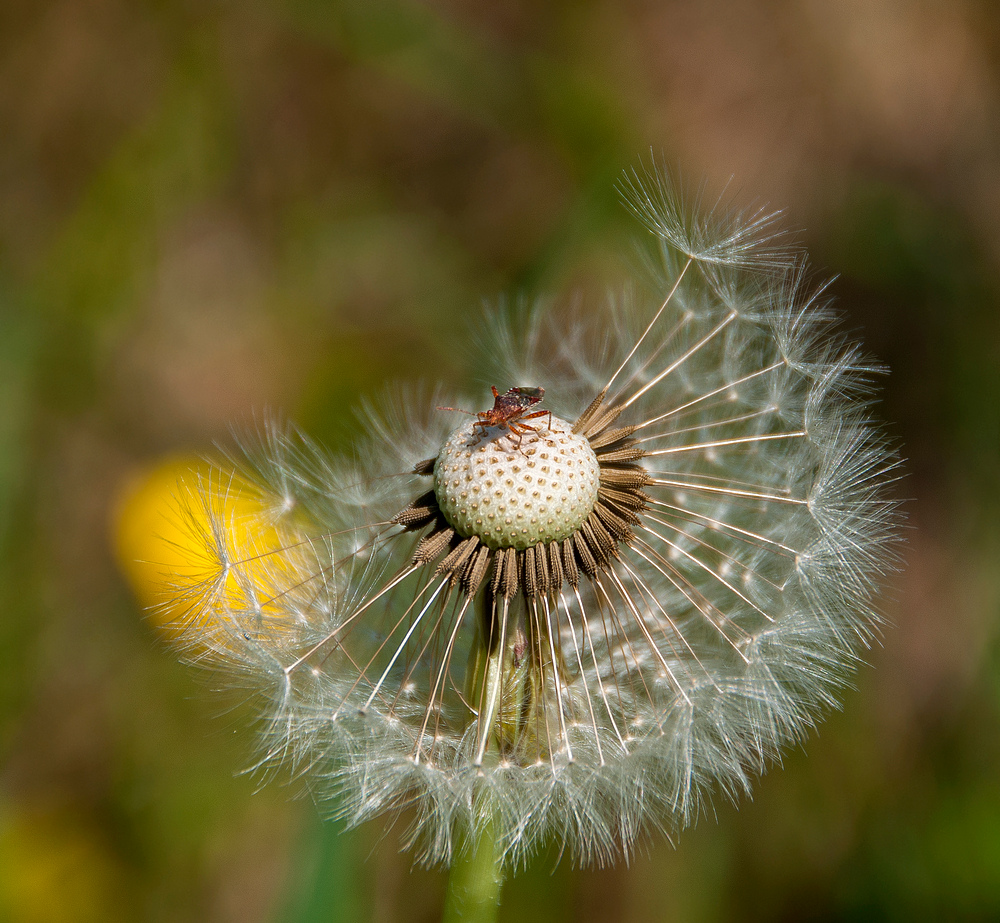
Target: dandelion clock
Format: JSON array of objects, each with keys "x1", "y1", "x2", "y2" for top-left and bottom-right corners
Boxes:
[{"x1": 163, "y1": 167, "x2": 902, "y2": 919}]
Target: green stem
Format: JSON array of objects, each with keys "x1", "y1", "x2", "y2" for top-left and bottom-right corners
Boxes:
[
  {"x1": 280, "y1": 812, "x2": 361, "y2": 923},
  {"x1": 441, "y1": 818, "x2": 505, "y2": 923}
]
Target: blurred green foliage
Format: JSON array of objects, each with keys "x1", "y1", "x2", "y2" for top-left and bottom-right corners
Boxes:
[{"x1": 2, "y1": 1, "x2": 999, "y2": 921}]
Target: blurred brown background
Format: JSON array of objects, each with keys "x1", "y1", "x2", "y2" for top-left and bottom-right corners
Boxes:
[{"x1": 1, "y1": 1, "x2": 999, "y2": 921}]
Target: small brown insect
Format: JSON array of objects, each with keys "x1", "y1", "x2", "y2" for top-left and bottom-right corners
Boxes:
[{"x1": 439, "y1": 386, "x2": 552, "y2": 451}]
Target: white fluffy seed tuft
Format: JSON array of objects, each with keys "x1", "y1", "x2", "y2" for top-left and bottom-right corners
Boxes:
[{"x1": 163, "y1": 167, "x2": 904, "y2": 870}]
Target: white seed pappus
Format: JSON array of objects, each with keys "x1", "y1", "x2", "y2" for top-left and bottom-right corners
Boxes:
[{"x1": 169, "y1": 168, "x2": 903, "y2": 869}]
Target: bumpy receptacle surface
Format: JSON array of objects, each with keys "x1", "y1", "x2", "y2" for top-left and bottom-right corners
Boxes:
[{"x1": 433, "y1": 416, "x2": 600, "y2": 550}]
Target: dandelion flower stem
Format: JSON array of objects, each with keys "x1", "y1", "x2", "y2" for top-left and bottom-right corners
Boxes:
[{"x1": 442, "y1": 815, "x2": 505, "y2": 923}]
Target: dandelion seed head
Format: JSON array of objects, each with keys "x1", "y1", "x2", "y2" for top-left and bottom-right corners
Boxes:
[{"x1": 164, "y1": 166, "x2": 903, "y2": 870}]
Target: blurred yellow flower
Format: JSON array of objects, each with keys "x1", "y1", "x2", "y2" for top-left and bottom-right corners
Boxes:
[
  {"x1": 0, "y1": 805, "x2": 128, "y2": 923},
  {"x1": 112, "y1": 455, "x2": 305, "y2": 643}
]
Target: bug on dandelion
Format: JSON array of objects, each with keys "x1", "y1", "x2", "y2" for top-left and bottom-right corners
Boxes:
[
  {"x1": 438, "y1": 385, "x2": 553, "y2": 453},
  {"x1": 166, "y1": 166, "x2": 902, "y2": 870}
]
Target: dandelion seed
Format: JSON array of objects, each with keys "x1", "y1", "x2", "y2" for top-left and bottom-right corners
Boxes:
[{"x1": 166, "y1": 169, "x2": 902, "y2": 870}]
